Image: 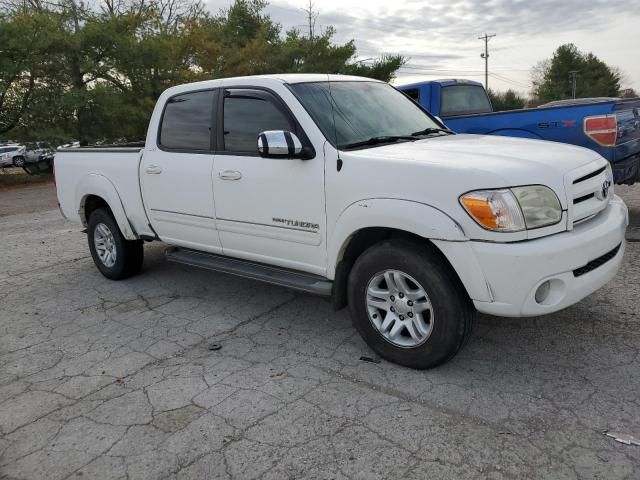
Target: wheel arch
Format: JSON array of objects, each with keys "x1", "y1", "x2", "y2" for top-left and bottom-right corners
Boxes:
[
  {"x1": 76, "y1": 174, "x2": 137, "y2": 240},
  {"x1": 328, "y1": 199, "x2": 487, "y2": 309}
]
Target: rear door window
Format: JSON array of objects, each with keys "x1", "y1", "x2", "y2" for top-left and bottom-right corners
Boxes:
[
  {"x1": 160, "y1": 90, "x2": 215, "y2": 151},
  {"x1": 440, "y1": 85, "x2": 492, "y2": 117}
]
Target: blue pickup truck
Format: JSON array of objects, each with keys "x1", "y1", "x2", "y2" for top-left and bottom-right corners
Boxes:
[{"x1": 397, "y1": 79, "x2": 640, "y2": 185}]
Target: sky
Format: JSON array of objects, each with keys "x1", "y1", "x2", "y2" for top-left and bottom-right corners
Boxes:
[{"x1": 206, "y1": 0, "x2": 640, "y2": 95}]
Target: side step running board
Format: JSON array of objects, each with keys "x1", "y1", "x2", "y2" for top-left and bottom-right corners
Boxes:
[{"x1": 165, "y1": 247, "x2": 333, "y2": 296}]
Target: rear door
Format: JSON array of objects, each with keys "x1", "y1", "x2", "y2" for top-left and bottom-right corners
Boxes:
[
  {"x1": 212, "y1": 88, "x2": 327, "y2": 275},
  {"x1": 141, "y1": 88, "x2": 222, "y2": 253}
]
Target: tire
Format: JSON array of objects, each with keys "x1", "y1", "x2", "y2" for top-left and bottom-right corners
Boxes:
[
  {"x1": 13, "y1": 156, "x2": 25, "y2": 167},
  {"x1": 87, "y1": 208, "x2": 144, "y2": 280},
  {"x1": 347, "y1": 238, "x2": 474, "y2": 369}
]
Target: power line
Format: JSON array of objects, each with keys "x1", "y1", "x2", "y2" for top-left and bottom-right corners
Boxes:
[
  {"x1": 395, "y1": 64, "x2": 530, "y2": 73},
  {"x1": 478, "y1": 33, "x2": 496, "y2": 90},
  {"x1": 395, "y1": 70, "x2": 531, "y2": 91},
  {"x1": 489, "y1": 72, "x2": 531, "y2": 89},
  {"x1": 393, "y1": 61, "x2": 533, "y2": 91}
]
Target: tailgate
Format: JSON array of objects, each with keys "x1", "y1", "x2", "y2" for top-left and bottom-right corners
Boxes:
[{"x1": 614, "y1": 99, "x2": 640, "y2": 159}]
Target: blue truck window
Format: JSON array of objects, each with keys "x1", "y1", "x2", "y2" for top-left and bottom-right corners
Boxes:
[
  {"x1": 441, "y1": 85, "x2": 492, "y2": 117},
  {"x1": 403, "y1": 89, "x2": 420, "y2": 102}
]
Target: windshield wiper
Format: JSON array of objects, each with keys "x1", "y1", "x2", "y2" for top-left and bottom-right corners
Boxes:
[
  {"x1": 339, "y1": 135, "x2": 418, "y2": 150},
  {"x1": 410, "y1": 127, "x2": 453, "y2": 136}
]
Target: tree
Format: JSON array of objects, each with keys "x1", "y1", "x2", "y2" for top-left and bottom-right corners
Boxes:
[
  {"x1": 487, "y1": 88, "x2": 527, "y2": 111},
  {"x1": 0, "y1": 0, "x2": 405, "y2": 144},
  {"x1": 532, "y1": 44, "x2": 621, "y2": 103},
  {"x1": 0, "y1": 10, "x2": 62, "y2": 134},
  {"x1": 620, "y1": 88, "x2": 638, "y2": 99}
]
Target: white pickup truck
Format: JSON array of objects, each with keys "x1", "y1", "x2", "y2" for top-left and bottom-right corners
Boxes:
[{"x1": 55, "y1": 74, "x2": 629, "y2": 368}]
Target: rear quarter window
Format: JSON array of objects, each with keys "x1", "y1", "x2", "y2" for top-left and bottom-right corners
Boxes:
[{"x1": 440, "y1": 85, "x2": 492, "y2": 117}]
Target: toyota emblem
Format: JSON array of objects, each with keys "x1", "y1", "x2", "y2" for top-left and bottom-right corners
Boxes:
[{"x1": 596, "y1": 179, "x2": 611, "y2": 200}]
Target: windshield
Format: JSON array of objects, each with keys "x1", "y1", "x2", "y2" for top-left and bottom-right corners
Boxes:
[{"x1": 290, "y1": 81, "x2": 442, "y2": 149}]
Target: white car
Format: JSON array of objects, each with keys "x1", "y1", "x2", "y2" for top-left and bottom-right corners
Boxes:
[
  {"x1": 23, "y1": 142, "x2": 55, "y2": 164},
  {"x1": 57, "y1": 141, "x2": 80, "y2": 150},
  {"x1": 54, "y1": 74, "x2": 628, "y2": 368},
  {"x1": 0, "y1": 144, "x2": 26, "y2": 167}
]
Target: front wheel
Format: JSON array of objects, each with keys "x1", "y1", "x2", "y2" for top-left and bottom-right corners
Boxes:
[
  {"x1": 348, "y1": 239, "x2": 474, "y2": 369},
  {"x1": 12, "y1": 156, "x2": 25, "y2": 167},
  {"x1": 88, "y1": 208, "x2": 143, "y2": 280}
]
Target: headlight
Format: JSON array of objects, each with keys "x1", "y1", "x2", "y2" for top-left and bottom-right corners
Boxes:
[
  {"x1": 459, "y1": 189, "x2": 525, "y2": 232},
  {"x1": 511, "y1": 186, "x2": 562, "y2": 229},
  {"x1": 460, "y1": 185, "x2": 562, "y2": 232}
]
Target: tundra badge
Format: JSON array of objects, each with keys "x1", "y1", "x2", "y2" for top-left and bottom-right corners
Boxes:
[{"x1": 272, "y1": 217, "x2": 320, "y2": 231}]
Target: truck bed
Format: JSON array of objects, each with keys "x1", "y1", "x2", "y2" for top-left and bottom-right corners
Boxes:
[{"x1": 55, "y1": 146, "x2": 153, "y2": 237}]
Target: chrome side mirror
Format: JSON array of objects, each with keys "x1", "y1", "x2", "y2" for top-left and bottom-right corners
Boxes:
[{"x1": 257, "y1": 130, "x2": 304, "y2": 159}]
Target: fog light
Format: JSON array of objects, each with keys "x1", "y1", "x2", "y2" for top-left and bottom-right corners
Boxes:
[{"x1": 535, "y1": 281, "x2": 551, "y2": 304}]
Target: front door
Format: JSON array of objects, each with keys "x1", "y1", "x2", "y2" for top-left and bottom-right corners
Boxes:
[
  {"x1": 212, "y1": 88, "x2": 327, "y2": 275},
  {"x1": 141, "y1": 88, "x2": 222, "y2": 253}
]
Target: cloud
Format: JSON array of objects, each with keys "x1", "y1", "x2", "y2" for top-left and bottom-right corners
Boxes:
[{"x1": 204, "y1": 0, "x2": 640, "y2": 91}]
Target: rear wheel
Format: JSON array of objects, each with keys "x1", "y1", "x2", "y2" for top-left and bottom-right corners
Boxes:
[
  {"x1": 88, "y1": 208, "x2": 143, "y2": 280},
  {"x1": 348, "y1": 238, "x2": 474, "y2": 369},
  {"x1": 12, "y1": 156, "x2": 25, "y2": 167}
]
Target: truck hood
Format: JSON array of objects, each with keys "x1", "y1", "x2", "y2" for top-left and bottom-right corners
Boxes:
[
  {"x1": 351, "y1": 133, "x2": 605, "y2": 182},
  {"x1": 338, "y1": 133, "x2": 610, "y2": 238}
]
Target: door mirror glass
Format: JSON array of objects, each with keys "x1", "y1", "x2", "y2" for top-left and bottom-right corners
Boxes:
[{"x1": 257, "y1": 130, "x2": 304, "y2": 159}]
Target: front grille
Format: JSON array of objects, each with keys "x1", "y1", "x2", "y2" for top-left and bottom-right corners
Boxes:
[
  {"x1": 573, "y1": 243, "x2": 621, "y2": 277},
  {"x1": 574, "y1": 193, "x2": 594, "y2": 204},
  {"x1": 569, "y1": 164, "x2": 611, "y2": 225},
  {"x1": 573, "y1": 166, "x2": 606, "y2": 184}
]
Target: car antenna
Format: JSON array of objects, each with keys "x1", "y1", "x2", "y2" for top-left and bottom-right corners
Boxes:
[{"x1": 327, "y1": 75, "x2": 343, "y2": 172}]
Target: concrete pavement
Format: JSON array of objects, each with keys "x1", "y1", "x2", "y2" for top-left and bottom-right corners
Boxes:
[{"x1": 1, "y1": 183, "x2": 639, "y2": 479}]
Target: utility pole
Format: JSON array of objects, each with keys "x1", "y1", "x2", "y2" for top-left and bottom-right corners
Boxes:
[
  {"x1": 478, "y1": 33, "x2": 496, "y2": 90},
  {"x1": 569, "y1": 70, "x2": 579, "y2": 99}
]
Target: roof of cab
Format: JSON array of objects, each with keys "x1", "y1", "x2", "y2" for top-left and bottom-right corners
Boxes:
[
  {"x1": 163, "y1": 73, "x2": 381, "y2": 95},
  {"x1": 220, "y1": 73, "x2": 381, "y2": 84}
]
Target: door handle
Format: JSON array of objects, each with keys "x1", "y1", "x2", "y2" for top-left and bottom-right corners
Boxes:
[
  {"x1": 219, "y1": 170, "x2": 242, "y2": 181},
  {"x1": 145, "y1": 165, "x2": 163, "y2": 174}
]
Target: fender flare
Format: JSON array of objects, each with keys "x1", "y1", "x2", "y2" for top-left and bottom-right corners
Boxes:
[
  {"x1": 75, "y1": 173, "x2": 137, "y2": 240},
  {"x1": 327, "y1": 198, "x2": 491, "y2": 302},
  {"x1": 328, "y1": 198, "x2": 466, "y2": 277}
]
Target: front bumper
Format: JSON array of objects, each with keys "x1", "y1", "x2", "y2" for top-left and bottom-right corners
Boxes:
[{"x1": 438, "y1": 196, "x2": 628, "y2": 317}]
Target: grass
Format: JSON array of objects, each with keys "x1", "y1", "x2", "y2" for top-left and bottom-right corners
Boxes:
[{"x1": 0, "y1": 168, "x2": 53, "y2": 190}]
